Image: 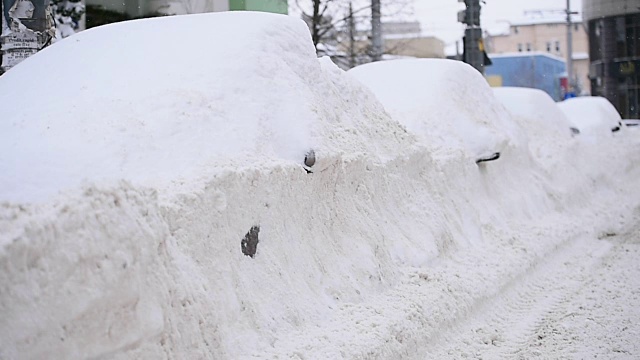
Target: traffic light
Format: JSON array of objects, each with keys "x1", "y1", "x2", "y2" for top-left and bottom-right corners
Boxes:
[
  {"x1": 457, "y1": 0, "x2": 480, "y2": 26},
  {"x1": 459, "y1": 0, "x2": 491, "y2": 75}
]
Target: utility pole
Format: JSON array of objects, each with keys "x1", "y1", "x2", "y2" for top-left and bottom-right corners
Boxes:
[
  {"x1": 1, "y1": 0, "x2": 56, "y2": 74},
  {"x1": 371, "y1": 0, "x2": 382, "y2": 62},
  {"x1": 457, "y1": 0, "x2": 485, "y2": 74},
  {"x1": 566, "y1": 0, "x2": 574, "y2": 90},
  {"x1": 349, "y1": 2, "x2": 356, "y2": 68}
]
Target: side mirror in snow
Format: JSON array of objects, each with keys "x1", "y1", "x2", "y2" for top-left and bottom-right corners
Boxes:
[
  {"x1": 476, "y1": 152, "x2": 501, "y2": 164},
  {"x1": 303, "y1": 149, "x2": 316, "y2": 174}
]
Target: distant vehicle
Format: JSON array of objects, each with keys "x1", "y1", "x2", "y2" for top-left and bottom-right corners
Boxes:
[
  {"x1": 348, "y1": 59, "x2": 512, "y2": 164},
  {"x1": 557, "y1": 96, "x2": 623, "y2": 136},
  {"x1": 491, "y1": 87, "x2": 579, "y2": 163}
]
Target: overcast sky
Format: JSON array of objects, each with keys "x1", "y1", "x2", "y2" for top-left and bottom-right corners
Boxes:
[{"x1": 414, "y1": 0, "x2": 583, "y2": 46}]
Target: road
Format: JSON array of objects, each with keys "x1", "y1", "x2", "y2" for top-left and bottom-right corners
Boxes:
[{"x1": 420, "y1": 222, "x2": 640, "y2": 359}]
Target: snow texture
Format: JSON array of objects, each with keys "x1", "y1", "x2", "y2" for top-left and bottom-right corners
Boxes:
[{"x1": 1, "y1": 11, "x2": 640, "y2": 360}]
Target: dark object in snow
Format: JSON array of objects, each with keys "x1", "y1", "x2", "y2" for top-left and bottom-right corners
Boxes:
[
  {"x1": 476, "y1": 152, "x2": 500, "y2": 164},
  {"x1": 241, "y1": 226, "x2": 260, "y2": 258},
  {"x1": 570, "y1": 127, "x2": 581, "y2": 136},
  {"x1": 304, "y1": 149, "x2": 315, "y2": 174},
  {"x1": 304, "y1": 149, "x2": 316, "y2": 167}
]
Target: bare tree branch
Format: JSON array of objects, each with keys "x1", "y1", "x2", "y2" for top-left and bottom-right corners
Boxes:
[{"x1": 295, "y1": 0, "x2": 415, "y2": 68}]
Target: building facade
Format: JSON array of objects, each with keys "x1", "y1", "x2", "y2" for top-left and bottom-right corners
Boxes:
[
  {"x1": 486, "y1": 18, "x2": 590, "y2": 95},
  {"x1": 584, "y1": 0, "x2": 640, "y2": 118},
  {"x1": 485, "y1": 53, "x2": 567, "y2": 101},
  {"x1": 384, "y1": 36, "x2": 444, "y2": 59},
  {"x1": 85, "y1": 0, "x2": 287, "y2": 17}
]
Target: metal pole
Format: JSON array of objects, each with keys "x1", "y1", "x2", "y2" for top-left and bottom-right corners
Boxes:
[
  {"x1": 465, "y1": 27, "x2": 484, "y2": 74},
  {"x1": 0, "y1": 0, "x2": 3, "y2": 75},
  {"x1": 349, "y1": 2, "x2": 355, "y2": 68},
  {"x1": 566, "y1": 0, "x2": 573, "y2": 90},
  {"x1": 459, "y1": 0, "x2": 484, "y2": 74},
  {"x1": 371, "y1": 0, "x2": 382, "y2": 62}
]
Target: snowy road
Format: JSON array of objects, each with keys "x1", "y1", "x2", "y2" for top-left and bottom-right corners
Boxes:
[
  {"x1": 243, "y1": 209, "x2": 640, "y2": 360},
  {"x1": 421, "y1": 222, "x2": 640, "y2": 359}
]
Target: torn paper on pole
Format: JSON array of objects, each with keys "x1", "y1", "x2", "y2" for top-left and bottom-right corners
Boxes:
[{"x1": 1, "y1": 0, "x2": 55, "y2": 73}]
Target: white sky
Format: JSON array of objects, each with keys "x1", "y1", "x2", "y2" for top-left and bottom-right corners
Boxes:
[{"x1": 414, "y1": 0, "x2": 583, "y2": 46}]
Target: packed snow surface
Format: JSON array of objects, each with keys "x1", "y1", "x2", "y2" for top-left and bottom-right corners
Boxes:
[{"x1": 1, "y1": 11, "x2": 640, "y2": 360}]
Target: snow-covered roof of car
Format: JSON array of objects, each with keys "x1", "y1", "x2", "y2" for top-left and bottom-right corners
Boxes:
[
  {"x1": 558, "y1": 96, "x2": 622, "y2": 136},
  {"x1": 0, "y1": 12, "x2": 414, "y2": 203},
  {"x1": 347, "y1": 58, "x2": 522, "y2": 160}
]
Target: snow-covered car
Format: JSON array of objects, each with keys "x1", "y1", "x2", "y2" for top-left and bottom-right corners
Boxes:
[
  {"x1": 347, "y1": 59, "x2": 518, "y2": 164},
  {"x1": 0, "y1": 12, "x2": 412, "y2": 203},
  {"x1": 557, "y1": 96, "x2": 623, "y2": 136},
  {"x1": 492, "y1": 87, "x2": 578, "y2": 163},
  {"x1": 0, "y1": 10, "x2": 424, "y2": 360},
  {"x1": 493, "y1": 87, "x2": 579, "y2": 136}
]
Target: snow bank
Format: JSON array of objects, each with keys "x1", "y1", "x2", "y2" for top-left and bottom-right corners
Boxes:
[
  {"x1": 347, "y1": 59, "x2": 523, "y2": 161},
  {"x1": 558, "y1": 96, "x2": 622, "y2": 136},
  {"x1": 0, "y1": 12, "x2": 412, "y2": 204},
  {"x1": 1, "y1": 12, "x2": 640, "y2": 360}
]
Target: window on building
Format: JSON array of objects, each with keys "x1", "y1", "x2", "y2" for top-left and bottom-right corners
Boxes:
[
  {"x1": 616, "y1": 17, "x2": 626, "y2": 57},
  {"x1": 589, "y1": 19, "x2": 603, "y2": 61},
  {"x1": 555, "y1": 41, "x2": 561, "y2": 52},
  {"x1": 518, "y1": 43, "x2": 523, "y2": 52},
  {"x1": 627, "y1": 13, "x2": 640, "y2": 57},
  {"x1": 526, "y1": 43, "x2": 532, "y2": 52},
  {"x1": 514, "y1": 26, "x2": 519, "y2": 34},
  {"x1": 574, "y1": 23, "x2": 579, "y2": 31},
  {"x1": 546, "y1": 42, "x2": 551, "y2": 52}
]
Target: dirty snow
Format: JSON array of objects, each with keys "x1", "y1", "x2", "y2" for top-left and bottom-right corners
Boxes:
[{"x1": 1, "y1": 11, "x2": 640, "y2": 360}]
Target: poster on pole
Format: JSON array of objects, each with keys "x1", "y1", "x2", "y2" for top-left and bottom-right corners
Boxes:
[{"x1": 1, "y1": 0, "x2": 55, "y2": 74}]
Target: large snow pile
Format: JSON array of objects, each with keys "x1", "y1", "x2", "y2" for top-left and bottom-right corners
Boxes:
[
  {"x1": 558, "y1": 96, "x2": 622, "y2": 136},
  {"x1": 1, "y1": 12, "x2": 640, "y2": 360},
  {"x1": 347, "y1": 59, "x2": 523, "y2": 161},
  {"x1": 0, "y1": 12, "x2": 412, "y2": 204}
]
